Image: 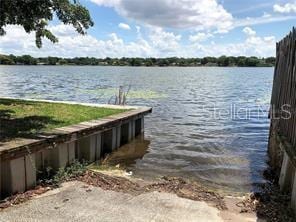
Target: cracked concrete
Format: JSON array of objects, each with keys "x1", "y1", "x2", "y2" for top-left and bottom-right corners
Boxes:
[{"x1": 0, "y1": 181, "x2": 258, "y2": 222}]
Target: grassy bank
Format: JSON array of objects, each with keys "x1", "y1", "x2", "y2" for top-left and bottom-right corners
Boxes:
[{"x1": 0, "y1": 98, "x2": 127, "y2": 139}]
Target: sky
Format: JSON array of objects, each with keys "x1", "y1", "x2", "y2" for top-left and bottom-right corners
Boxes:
[{"x1": 1, "y1": 0, "x2": 296, "y2": 58}]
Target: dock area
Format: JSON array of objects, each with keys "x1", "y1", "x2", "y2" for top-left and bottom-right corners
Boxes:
[{"x1": 0, "y1": 99, "x2": 151, "y2": 199}]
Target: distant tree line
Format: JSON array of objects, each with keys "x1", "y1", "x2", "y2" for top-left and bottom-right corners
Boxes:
[{"x1": 0, "y1": 54, "x2": 276, "y2": 67}]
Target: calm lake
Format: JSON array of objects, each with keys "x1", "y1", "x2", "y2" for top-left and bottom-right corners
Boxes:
[{"x1": 0, "y1": 66, "x2": 273, "y2": 193}]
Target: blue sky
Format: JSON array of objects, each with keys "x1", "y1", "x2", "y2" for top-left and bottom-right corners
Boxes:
[{"x1": 1, "y1": 0, "x2": 296, "y2": 58}]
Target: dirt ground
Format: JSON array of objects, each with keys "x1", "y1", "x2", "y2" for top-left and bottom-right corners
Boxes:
[
  {"x1": 0, "y1": 180, "x2": 257, "y2": 222},
  {"x1": 0, "y1": 168, "x2": 294, "y2": 222}
]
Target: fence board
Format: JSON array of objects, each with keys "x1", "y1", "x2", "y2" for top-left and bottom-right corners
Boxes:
[{"x1": 271, "y1": 28, "x2": 296, "y2": 148}]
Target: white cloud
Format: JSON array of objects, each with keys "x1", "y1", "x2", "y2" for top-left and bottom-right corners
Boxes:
[
  {"x1": 91, "y1": 0, "x2": 296, "y2": 34},
  {"x1": 235, "y1": 13, "x2": 296, "y2": 28},
  {"x1": 90, "y1": 0, "x2": 120, "y2": 7},
  {"x1": 0, "y1": 26, "x2": 36, "y2": 54},
  {"x1": 185, "y1": 27, "x2": 275, "y2": 57},
  {"x1": 136, "y1": 26, "x2": 141, "y2": 34},
  {"x1": 262, "y1": 12, "x2": 272, "y2": 18},
  {"x1": 118, "y1": 23, "x2": 131, "y2": 30},
  {"x1": 49, "y1": 24, "x2": 77, "y2": 36},
  {"x1": 244, "y1": 35, "x2": 276, "y2": 57},
  {"x1": 0, "y1": 24, "x2": 275, "y2": 58},
  {"x1": 0, "y1": 25, "x2": 153, "y2": 58},
  {"x1": 242, "y1": 27, "x2": 256, "y2": 36},
  {"x1": 148, "y1": 27, "x2": 181, "y2": 55},
  {"x1": 232, "y1": 3, "x2": 274, "y2": 14},
  {"x1": 91, "y1": 0, "x2": 233, "y2": 33},
  {"x1": 274, "y1": 2, "x2": 296, "y2": 13},
  {"x1": 189, "y1": 33, "x2": 213, "y2": 42},
  {"x1": 188, "y1": 38, "x2": 275, "y2": 58}
]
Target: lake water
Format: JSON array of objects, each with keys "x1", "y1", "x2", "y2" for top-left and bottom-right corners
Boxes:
[{"x1": 0, "y1": 66, "x2": 273, "y2": 193}]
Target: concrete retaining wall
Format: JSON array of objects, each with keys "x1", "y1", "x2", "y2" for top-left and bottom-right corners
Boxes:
[
  {"x1": 0, "y1": 103, "x2": 151, "y2": 199},
  {"x1": 1, "y1": 154, "x2": 36, "y2": 199}
]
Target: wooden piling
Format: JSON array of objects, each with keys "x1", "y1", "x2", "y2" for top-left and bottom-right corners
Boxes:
[{"x1": 269, "y1": 27, "x2": 296, "y2": 212}]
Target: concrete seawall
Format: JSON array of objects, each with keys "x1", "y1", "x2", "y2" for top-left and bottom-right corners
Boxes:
[{"x1": 0, "y1": 100, "x2": 152, "y2": 199}]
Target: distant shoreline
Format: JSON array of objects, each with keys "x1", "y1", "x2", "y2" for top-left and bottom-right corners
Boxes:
[{"x1": 0, "y1": 54, "x2": 275, "y2": 67}]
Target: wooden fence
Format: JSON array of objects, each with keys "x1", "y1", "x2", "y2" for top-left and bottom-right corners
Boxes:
[
  {"x1": 269, "y1": 28, "x2": 296, "y2": 211},
  {"x1": 270, "y1": 27, "x2": 296, "y2": 148}
]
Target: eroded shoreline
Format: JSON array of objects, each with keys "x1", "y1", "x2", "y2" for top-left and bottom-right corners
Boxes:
[{"x1": 0, "y1": 165, "x2": 294, "y2": 221}]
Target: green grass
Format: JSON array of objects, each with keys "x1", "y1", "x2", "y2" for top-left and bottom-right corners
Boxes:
[{"x1": 0, "y1": 98, "x2": 128, "y2": 140}]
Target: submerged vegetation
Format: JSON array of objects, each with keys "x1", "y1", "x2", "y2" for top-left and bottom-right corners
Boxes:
[
  {"x1": 87, "y1": 87, "x2": 167, "y2": 102},
  {"x1": 0, "y1": 54, "x2": 275, "y2": 67}
]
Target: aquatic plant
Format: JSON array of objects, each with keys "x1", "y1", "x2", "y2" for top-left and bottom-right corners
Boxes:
[
  {"x1": 80, "y1": 87, "x2": 166, "y2": 100},
  {"x1": 108, "y1": 85, "x2": 131, "y2": 105}
]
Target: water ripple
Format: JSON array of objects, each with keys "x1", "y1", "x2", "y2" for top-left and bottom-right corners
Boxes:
[{"x1": 0, "y1": 66, "x2": 273, "y2": 193}]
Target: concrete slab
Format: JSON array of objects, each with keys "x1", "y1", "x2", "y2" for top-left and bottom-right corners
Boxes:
[
  {"x1": 51, "y1": 144, "x2": 68, "y2": 170},
  {"x1": 279, "y1": 151, "x2": 295, "y2": 192},
  {"x1": 141, "y1": 117, "x2": 144, "y2": 133},
  {"x1": 42, "y1": 149, "x2": 52, "y2": 170},
  {"x1": 95, "y1": 134, "x2": 101, "y2": 161},
  {"x1": 128, "y1": 120, "x2": 135, "y2": 142},
  {"x1": 25, "y1": 154, "x2": 36, "y2": 190},
  {"x1": 135, "y1": 117, "x2": 143, "y2": 136},
  {"x1": 120, "y1": 123, "x2": 129, "y2": 146},
  {"x1": 67, "y1": 142, "x2": 75, "y2": 164},
  {"x1": 291, "y1": 171, "x2": 296, "y2": 211},
  {"x1": 0, "y1": 154, "x2": 36, "y2": 198},
  {"x1": 35, "y1": 151, "x2": 42, "y2": 172},
  {"x1": 101, "y1": 129, "x2": 113, "y2": 156},
  {"x1": 78, "y1": 136, "x2": 91, "y2": 162},
  {"x1": 0, "y1": 181, "x2": 226, "y2": 222},
  {"x1": 116, "y1": 125, "x2": 121, "y2": 149},
  {"x1": 36, "y1": 144, "x2": 74, "y2": 172},
  {"x1": 1, "y1": 157, "x2": 26, "y2": 197},
  {"x1": 112, "y1": 128, "x2": 117, "y2": 151},
  {"x1": 89, "y1": 135, "x2": 97, "y2": 162}
]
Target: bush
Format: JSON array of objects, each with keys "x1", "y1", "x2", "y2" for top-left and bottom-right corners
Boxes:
[{"x1": 38, "y1": 160, "x2": 88, "y2": 187}]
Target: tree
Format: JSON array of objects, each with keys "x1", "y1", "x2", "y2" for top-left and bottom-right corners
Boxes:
[
  {"x1": 130, "y1": 58, "x2": 142, "y2": 66},
  {"x1": 145, "y1": 58, "x2": 153, "y2": 66},
  {"x1": 266, "y1": 57, "x2": 276, "y2": 65},
  {"x1": 245, "y1": 57, "x2": 260, "y2": 67},
  {"x1": 58, "y1": 59, "x2": 68, "y2": 65},
  {"x1": 48, "y1": 56, "x2": 59, "y2": 65},
  {"x1": 237, "y1": 56, "x2": 246, "y2": 67},
  {"x1": 0, "y1": 55, "x2": 14, "y2": 64},
  {"x1": 0, "y1": 53, "x2": 276, "y2": 67},
  {"x1": 218, "y1": 56, "x2": 229, "y2": 67},
  {"x1": 0, "y1": 0, "x2": 93, "y2": 48},
  {"x1": 16, "y1": 55, "x2": 37, "y2": 65},
  {"x1": 201, "y1": 57, "x2": 208, "y2": 65}
]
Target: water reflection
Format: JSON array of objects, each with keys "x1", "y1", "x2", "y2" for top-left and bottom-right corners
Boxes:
[{"x1": 102, "y1": 134, "x2": 150, "y2": 167}]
